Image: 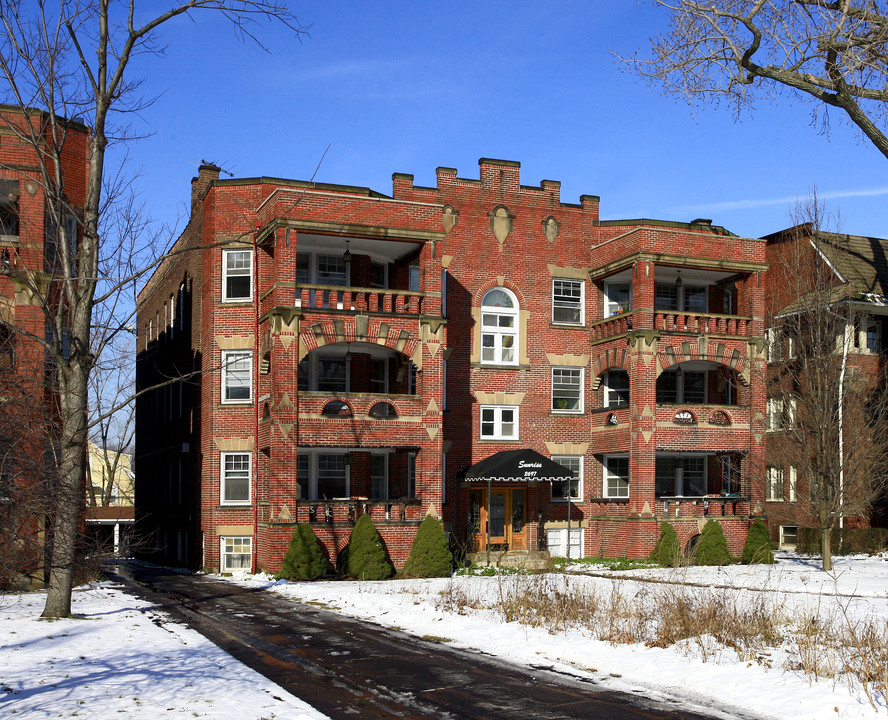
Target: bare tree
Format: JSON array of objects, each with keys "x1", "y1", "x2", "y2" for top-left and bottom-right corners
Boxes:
[
  {"x1": 628, "y1": 1, "x2": 888, "y2": 161},
  {"x1": 0, "y1": 1, "x2": 303, "y2": 617},
  {"x1": 766, "y1": 199, "x2": 888, "y2": 570}
]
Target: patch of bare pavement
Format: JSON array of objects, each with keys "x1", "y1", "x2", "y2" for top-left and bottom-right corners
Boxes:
[{"x1": 111, "y1": 562, "x2": 745, "y2": 720}]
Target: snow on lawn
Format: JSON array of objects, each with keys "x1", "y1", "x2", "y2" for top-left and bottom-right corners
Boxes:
[
  {"x1": 0, "y1": 582, "x2": 328, "y2": 720},
  {"x1": 224, "y1": 552, "x2": 888, "y2": 720}
]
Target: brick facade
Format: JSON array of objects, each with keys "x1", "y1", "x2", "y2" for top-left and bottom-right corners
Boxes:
[
  {"x1": 136, "y1": 158, "x2": 769, "y2": 572},
  {"x1": 0, "y1": 106, "x2": 90, "y2": 587}
]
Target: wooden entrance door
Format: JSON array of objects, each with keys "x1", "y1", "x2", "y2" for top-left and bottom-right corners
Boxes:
[{"x1": 470, "y1": 488, "x2": 526, "y2": 551}]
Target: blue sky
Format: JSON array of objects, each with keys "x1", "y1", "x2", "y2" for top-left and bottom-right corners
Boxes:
[{"x1": 122, "y1": 2, "x2": 888, "y2": 242}]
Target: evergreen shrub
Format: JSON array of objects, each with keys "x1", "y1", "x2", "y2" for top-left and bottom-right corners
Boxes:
[
  {"x1": 650, "y1": 521, "x2": 680, "y2": 568},
  {"x1": 346, "y1": 513, "x2": 394, "y2": 580},
  {"x1": 695, "y1": 520, "x2": 731, "y2": 566},
  {"x1": 403, "y1": 514, "x2": 453, "y2": 578},
  {"x1": 278, "y1": 523, "x2": 329, "y2": 581},
  {"x1": 740, "y1": 519, "x2": 775, "y2": 564}
]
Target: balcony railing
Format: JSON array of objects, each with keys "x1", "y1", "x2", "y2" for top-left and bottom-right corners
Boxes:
[
  {"x1": 295, "y1": 283, "x2": 426, "y2": 315},
  {"x1": 655, "y1": 311, "x2": 751, "y2": 335},
  {"x1": 590, "y1": 311, "x2": 634, "y2": 341},
  {"x1": 591, "y1": 311, "x2": 754, "y2": 341}
]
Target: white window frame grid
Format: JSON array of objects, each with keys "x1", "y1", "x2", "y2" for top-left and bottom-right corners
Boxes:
[
  {"x1": 603, "y1": 454, "x2": 630, "y2": 499},
  {"x1": 603, "y1": 281, "x2": 632, "y2": 317},
  {"x1": 220, "y1": 452, "x2": 251, "y2": 505},
  {"x1": 370, "y1": 453, "x2": 389, "y2": 500},
  {"x1": 480, "y1": 405, "x2": 518, "y2": 440},
  {"x1": 297, "y1": 452, "x2": 351, "y2": 500},
  {"x1": 766, "y1": 465, "x2": 784, "y2": 501},
  {"x1": 551, "y1": 367, "x2": 584, "y2": 414},
  {"x1": 654, "y1": 281, "x2": 708, "y2": 313},
  {"x1": 603, "y1": 369, "x2": 630, "y2": 409},
  {"x1": 480, "y1": 288, "x2": 518, "y2": 366},
  {"x1": 547, "y1": 527, "x2": 584, "y2": 559},
  {"x1": 220, "y1": 536, "x2": 252, "y2": 572},
  {"x1": 370, "y1": 260, "x2": 388, "y2": 289},
  {"x1": 221, "y1": 350, "x2": 252, "y2": 403},
  {"x1": 655, "y1": 455, "x2": 708, "y2": 498},
  {"x1": 552, "y1": 278, "x2": 584, "y2": 325},
  {"x1": 779, "y1": 525, "x2": 798, "y2": 549},
  {"x1": 657, "y1": 368, "x2": 707, "y2": 404},
  {"x1": 551, "y1": 455, "x2": 583, "y2": 501},
  {"x1": 767, "y1": 396, "x2": 796, "y2": 431},
  {"x1": 222, "y1": 249, "x2": 253, "y2": 302}
]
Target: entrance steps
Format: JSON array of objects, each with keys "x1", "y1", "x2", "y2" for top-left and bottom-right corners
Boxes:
[{"x1": 466, "y1": 549, "x2": 552, "y2": 571}]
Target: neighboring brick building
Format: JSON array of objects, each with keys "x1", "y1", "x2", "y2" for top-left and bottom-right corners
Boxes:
[
  {"x1": 763, "y1": 225, "x2": 888, "y2": 550},
  {"x1": 136, "y1": 158, "x2": 769, "y2": 572},
  {"x1": 0, "y1": 105, "x2": 89, "y2": 588}
]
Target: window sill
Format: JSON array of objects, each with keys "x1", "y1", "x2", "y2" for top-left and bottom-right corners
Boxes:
[
  {"x1": 478, "y1": 438, "x2": 521, "y2": 443},
  {"x1": 587, "y1": 497, "x2": 630, "y2": 503},
  {"x1": 217, "y1": 503, "x2": 252, "y2": 509},
  {"x1": 550, "y1": 497, "x2": 582, "y2": 504},
  {"x1": 549, "y1": 322, "x2": 587, "y2": 330},
  {"x1": 220, "y1": 401, "x2": 253, "y2": 407},
  {"x1": 471, "y1": 362, "x2": 530, "y2": 371},
  {"x1": 551, "y1": 410, "x2": 584, "y2": 416},
  {"x1": 220, "y1": 299, "x2": 254, "y2": 305}
]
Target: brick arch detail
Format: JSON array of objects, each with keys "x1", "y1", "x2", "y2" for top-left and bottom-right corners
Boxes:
[
  {"x1": 591, "y1": 348, "x2": 630, "y2": 390},
  {"x1": 655, "y1": 341, "x2": 749, "y2": 385},
  {"x1": 473, "y1": 278, "x2": 527, "y2": 308},
  {"x1": 298, "y1": 318, "x2": 419, "y2": 360}
]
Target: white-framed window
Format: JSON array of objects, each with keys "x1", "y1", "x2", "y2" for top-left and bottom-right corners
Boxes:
[
  {"x1": 551, "y1": 455, "x2": 583, "y2": 501},
  {"x1": 221, "y1": 350, "x2": 252, "y2": 403},
  {"x1": 766, "y1": 465, "x2": 783, "y2": 501},
  {"x1": 779, "y1": 525, "x2": 798, "y2": 549},
  {"x1": 553, "y1": 279, "x2": 584, "y2": 324},
  {"x1": 603, "y1": 281, "x2": 631, "y2": 317},
  {"x1": 371, "y1": 453, "x2": 389, "y2": 499},
  {"x1": 480, "y1": 405, "x2": 518, "y2": 440},
  {"x1": 407, "y1": 452, "x2": 416, "y2": 499},
  {"x1": 603, "y1": 455, "x2": 629, "y2": 498},
  {"x1": 655, "y1": 455, "x2": 707, "y2": 497},
  {"x1": 317, "y1": 254, "x2": 347, "y2": 285},
  {"x1": 481, "y1": 287, "x2": 518, "y2": 365},
  {"x1": 221, "y1": 452, "x2": 251, "y2": 505},
  {"x1": 298, "y1": 353, "x2": 349, "y2": 393},
  {"x1": 297, "y1": 452, "x2": 350, "y2": 500},
  {"x1": 222, "y1": 249, "x2": 252, "y2": 302},
  {"x1": 788, "y1": 465, "x2": 797, "y2": 501},
  {"x1": 766, "y1": 396, "x2": 796, "y2": 431},
  {"x1": 552, "y1": 367, "x2": 583, "y2": 413},
  {"x1": 655, "y1": 282, "x2": 708, "y2": 312},
  {"x1": 602, "y1": 369, "x2": 630, "y2": 409},
  {"x1": 547, "y1": 527, "x2": 584, "y2": 559},
  {"x1": 220, "y1": 536, "x2": 252, "y2": 572},
  {"x1": 656, "y1": 368, "x2": 706, "y2": 404}
]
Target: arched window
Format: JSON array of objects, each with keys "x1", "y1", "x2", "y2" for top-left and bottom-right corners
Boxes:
[
  {"x1": 480, "y1": 288, "x2": 518, "y2": 365},
  {"x1": 369, "y1": 401, "x2": 397, "y2": 419},
  {"x1": 322, "y1": 400, "x2": 352, "y2": 417}
]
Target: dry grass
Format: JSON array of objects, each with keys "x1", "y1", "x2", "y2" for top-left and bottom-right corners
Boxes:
[{"x1": 434, "y1": 572, "x2": 887, "y2": 710}]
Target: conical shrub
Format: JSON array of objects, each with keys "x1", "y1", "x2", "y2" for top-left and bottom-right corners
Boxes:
[
  {"x1": 650, "y1": 521, "x2": 680, "y2": 568},
  {"x1": 278, "y1": 523, "x2": 329, "y2": 580},
  {"x1": 741, "y1": 518, "x2": 775, "y2": 564},
  {"x1": 346, "y1": 513, "x2": 394, "y2": 580},
  {"x1": 695, "y1": 519, "x2": 731, "y2": 566},
  {"x1": 403, "y1": 514, "x2": 452, "y2": 578}
]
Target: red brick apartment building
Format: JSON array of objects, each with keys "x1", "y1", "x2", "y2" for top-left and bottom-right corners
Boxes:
[
  {"x1": 0, "y1": 106, "x2": 89, "y2": 587},
  {"x1": 763, "y1": 226, "x2": 888, "y2": 550},
  {"x1": 136, "y1": 158, "x2": 769, "y2": 573}
]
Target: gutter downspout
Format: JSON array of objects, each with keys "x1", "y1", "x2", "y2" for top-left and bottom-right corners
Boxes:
[{"x1": 252, "y1": 231, "x2": 261, "y2": 574}]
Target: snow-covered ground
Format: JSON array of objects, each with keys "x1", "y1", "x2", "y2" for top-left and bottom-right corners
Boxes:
[
  {"x1": 0, "y1": 583, "x2": 328, "y2": 719},
  {"x1": 2, "y1": 553, "x2": 888, "y2": 719}
]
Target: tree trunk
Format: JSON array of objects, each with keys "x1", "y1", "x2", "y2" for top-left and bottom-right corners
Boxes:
[
  {"x1": 41, "y1": 363, "x2": 89, "y2": 618},
  {"x1": 820, "y1": 526, "x2": 833, "y2": 572}
]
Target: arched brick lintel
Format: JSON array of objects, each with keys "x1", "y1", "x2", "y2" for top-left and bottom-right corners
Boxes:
[
  {"x1": 298, "y1": 318, "x2": 419, "y2": 360},
  {"x1": 655, "y1": 341, "x2": 749, "y2": 384}
]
